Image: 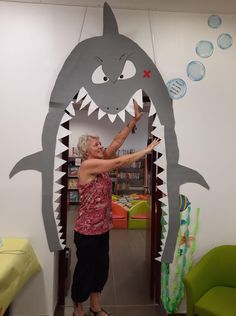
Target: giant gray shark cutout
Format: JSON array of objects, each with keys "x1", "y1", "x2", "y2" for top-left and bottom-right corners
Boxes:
[{"x1": 9, "y1": 2, "x2": 209, "y2": 263}]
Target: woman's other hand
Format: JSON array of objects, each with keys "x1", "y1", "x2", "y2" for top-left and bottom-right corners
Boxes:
[{"x1": 146, "y1": 138, "x2": 161, "y2": 153}]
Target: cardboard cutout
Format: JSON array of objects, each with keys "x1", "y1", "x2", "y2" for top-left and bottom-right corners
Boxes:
[{"x1": 9, "y1": 2, "x2": 209, "y2": 262}]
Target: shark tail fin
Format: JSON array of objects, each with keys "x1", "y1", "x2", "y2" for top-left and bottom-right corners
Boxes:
[
  {"x1": 176, "y1": 164, "x2": 210, "y2": 190},
  {"x1": 9, "y1": 151, "x2": 43, "y2": 179}
]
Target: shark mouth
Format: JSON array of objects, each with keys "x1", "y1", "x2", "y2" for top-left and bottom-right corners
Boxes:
[{"x1": 53, "y1": 87, "x2": 168, "y2": 260}]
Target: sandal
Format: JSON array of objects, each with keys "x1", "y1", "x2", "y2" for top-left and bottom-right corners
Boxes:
[{"x1": 89, "y1": 307, "x2": 112, "y2": 316}]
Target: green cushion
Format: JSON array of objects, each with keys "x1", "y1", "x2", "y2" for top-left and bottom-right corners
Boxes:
[{"x1": 195, "y1": 286, "x2": 236, "y2": 316}]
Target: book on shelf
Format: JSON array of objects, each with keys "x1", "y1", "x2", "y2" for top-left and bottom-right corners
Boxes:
[
  {"x1": 68, "y1": 166, "x2": 79, "y2": 177},
  {"x1": 68, "y1": 191, "x2": 80, "y2": 203},
  {"x1": 75, "y1": 157, "x2": 81, "y2": 166},
  {"x1": 68, "y1": 178, "x2": 78, "y2": 189}
]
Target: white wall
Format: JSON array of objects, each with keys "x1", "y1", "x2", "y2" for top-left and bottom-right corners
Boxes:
[
  {"x1": 151, "y1": 11, "x2": 236, "y2": 256},
  {"x1": 0, "y1": 1, "x2": 236, "y2": 315},
  {"x1": 0, "y1": 2, "x2": 86, "y2": 315}
]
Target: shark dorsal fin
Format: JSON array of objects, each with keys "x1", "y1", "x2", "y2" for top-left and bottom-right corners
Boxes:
[{"x1": 103, "y1": 2, "x2": 119, "y2": 36}]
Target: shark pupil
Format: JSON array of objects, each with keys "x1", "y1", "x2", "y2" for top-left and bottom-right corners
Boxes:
[
  {"x1": 103, "y1": 76, "x2": 108, "y2": 81},
  {"x1": 119, "y1": 74, "x2": 124, "y2": 79}
]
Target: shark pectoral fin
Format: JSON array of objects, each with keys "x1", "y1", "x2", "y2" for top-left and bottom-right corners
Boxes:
[
  {"x1": 9, "y1": 151, "x2": 43, "y2": 179},
  {"x1": 176, "y1": 164, "x2": 210, "y2": 190}
]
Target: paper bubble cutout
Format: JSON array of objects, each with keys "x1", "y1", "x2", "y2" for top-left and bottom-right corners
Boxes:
[
  {"x1": 196, "y1": 41, "x2": 214, "y2": 58},
  {"x1": 167, "y1": 78, "x2": 187, "y2": 100},
  {"x1": 217, "y1": 33, "x2": 233, "y2": 49},
  {"x1": 187, "y1": 61, "x2": 206, "y2": 81},
  {"x1": 208, "y1": 15, "x2": 222, "y2": 29}
]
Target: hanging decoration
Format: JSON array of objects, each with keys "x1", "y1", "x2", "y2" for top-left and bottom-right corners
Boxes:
[{"x1": 161, "y1": 195, "x2": 201, "y2": 313}]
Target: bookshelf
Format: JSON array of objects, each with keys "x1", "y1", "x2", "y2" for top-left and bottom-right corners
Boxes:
[
  {"x1": 67, "y1": 156, "x2": 81, "y2": 205},
  {"x1": 112, "y1": 158, "x2": 146, "y2": 195}
]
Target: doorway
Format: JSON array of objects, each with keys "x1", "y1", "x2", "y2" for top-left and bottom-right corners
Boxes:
[{"x1": 57, "y1": 102, "x2": 162, "y2": 315}]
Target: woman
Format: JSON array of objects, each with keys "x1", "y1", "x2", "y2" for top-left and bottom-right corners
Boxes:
[{"x1": 71, "y1": 102, "x2": 160, "y2": 316}]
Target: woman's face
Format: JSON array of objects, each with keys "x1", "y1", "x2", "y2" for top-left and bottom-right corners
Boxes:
[{"x1": 86, "y1": 138, "x2": 104, "y2": 159}]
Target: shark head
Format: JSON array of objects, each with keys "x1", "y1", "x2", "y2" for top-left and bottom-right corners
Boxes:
[{"x1": 10, "y1": 2, "x2": 209, "y2": 262}]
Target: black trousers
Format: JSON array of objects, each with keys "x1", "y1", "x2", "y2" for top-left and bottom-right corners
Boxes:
[{"x1": 71, "y1": 230, "x2": 110, "y2": 303}]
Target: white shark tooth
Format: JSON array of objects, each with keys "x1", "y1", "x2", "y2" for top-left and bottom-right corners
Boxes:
[
  {"x1": 154, "y1": 159, "x2": 159, "y2": 166},
  {"x1": 162, "y1": 230, "x2": 168, "y2": 239},
  {"x1": 108, "y1": 114, "x2": 117, "y2": 123},
  {"x1": 55, "y1": 140, "x2": 68, "y2": 155},
  {"x1": 154, "y1": 156, "x2": 167, "y2": 167},
  {"x1": 54, "y1": 183, "x2": 64, "y2": 192},
  {"x1": 88, "y1": 101, "x2": 98, "y2": 116},
  {"x1": 60, "y1": 240, "x2": 66, "y2": 248},
  {"x1": 53, "y1": 202, "x2": 60, "y2": 210},
  {"x1": 98, "y1": 108, "x2": 106, "y2": 120},
  {"x1": 76, "y1": 87, "x2": 87, "y2": 102},
  {"x1": 156, "y1": 156, "x2": 167, "y2": 168},
  {"x1": 151, "y1": 126, "x2": 164, "y2": 139},
  {"x1": 58, "y1": 226, "x2": 63, "y2": 233},
  {"x1": 162, "y1": 215, "x2": 169, "y2": 225},
  {"x1": 152, "y1": 114, "x2": 161, "y2": 127},
  {"x1": 66, "y1": 101, "x2": 75, "y2": 116},
  {"x1": 155, "y1": 256, "x2": 161, "y2": 262},
  {"x1": 56, "y1": 219, "x2": 61, "y2": 226},
  {"x1": 162, "y1": 207, "x2": 169, "y2": 217},
  {"x1": 158, "y1": 184, "x2": 168, "y2": 195},
  {"x1": 118, "y1": 109, "x2": 125, "y2": 122},
  {"x1": 58, "y1": 232, "x2": 63, "y2": 239},
  {"x1": 54, "y1": 171, "x2": 66, "y2": 182},
  {"x1": 54, "y1": 210, "x2": 60, "y2": 219},
  {"x1": 80, "y1": 94, "x2": 91, "y2": 110},
  {"x1": 159, "y1": 196, "x2": 168, "y2": 206},
  {"x1": 61, "y1": 112, "x2": 72, "y2": 125},
  {"x1": 161, "y1": 231, "x2": 166, "y2": 239},
  {"x1": 53, "y1": 192, "x2": 61, "y2": 202},
  {"x1": 158, "y1": 171, "x2": 167, "y2": 182},
  {"x1": 54, "y1": 157, "x2": 67, "y2": 169},
  {"x1": 149, "y1": 100, "x2": 157, "y2": 117},
  {"x1": 125, "y1": 98, "x2": 135, "y2": 116},
  {"x1": 57, "y1": 126, "x2": 71, "y2": 140},
  {"x1": 132, "y1": 89, "x2": 143, "y2": 109}
]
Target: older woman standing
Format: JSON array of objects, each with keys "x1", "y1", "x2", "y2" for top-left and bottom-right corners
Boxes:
[{"x1": 71, "y1": 102, "x2": 160, "y2": 316}]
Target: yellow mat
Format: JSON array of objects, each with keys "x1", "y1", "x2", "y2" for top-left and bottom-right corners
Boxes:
[{"x1": 0, "y1": 238, "x2": 41, "y2": 314}]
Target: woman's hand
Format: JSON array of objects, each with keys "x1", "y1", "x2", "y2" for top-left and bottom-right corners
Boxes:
[
  {"x1": 133, "y1": 100, "x2": 143, "y2": 122},
  {"x1": 146, "y1": 138, "x2": 161, "y2": 153}
]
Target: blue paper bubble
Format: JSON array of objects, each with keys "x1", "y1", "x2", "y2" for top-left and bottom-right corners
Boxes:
[
  {"x1": 187, "y1": 61, "x2": 206, "y2": 81},
  {"x1": 196, "y1": 40, "x2": 214, "y2": 58},
  {"x1": 217, "y1": 33, "x2": 233, "y2": 49},
  {"x1": 167, "y1": 78, "x2": 187, "y2": 100},
  {"x1": 208, "y1": 15, "x2": 222, "y2": 28}
]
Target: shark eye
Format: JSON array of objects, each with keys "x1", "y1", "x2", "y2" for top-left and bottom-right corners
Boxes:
[
  {"x1": 118, "y1": 60, "x2": 136, "y2": 80},
  {"x1": 92, "y1": 65, "x2": 110, "y2": 84}
]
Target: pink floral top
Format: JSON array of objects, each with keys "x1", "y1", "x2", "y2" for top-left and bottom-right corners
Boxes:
[{"x1": 74, "y1": 173, "x2": 113, "y2": 235}]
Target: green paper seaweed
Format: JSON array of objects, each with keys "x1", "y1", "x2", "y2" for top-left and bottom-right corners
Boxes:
[{"x1": 161, "y1": 205, "x2": 201, "y2": 313}]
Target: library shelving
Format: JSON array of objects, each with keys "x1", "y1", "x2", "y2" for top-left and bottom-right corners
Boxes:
[{"x1": 67, "y1": 156, "x2": 81, "y2": 205}]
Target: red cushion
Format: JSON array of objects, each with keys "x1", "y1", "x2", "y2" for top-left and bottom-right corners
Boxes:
[{"x1": 112, "y1": 214, "x2": 126, "y2": 219}]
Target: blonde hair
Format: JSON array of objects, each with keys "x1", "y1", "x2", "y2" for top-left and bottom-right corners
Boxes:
[{"x1": 77, "y1": 134, "x2": 99, "y2": 160}]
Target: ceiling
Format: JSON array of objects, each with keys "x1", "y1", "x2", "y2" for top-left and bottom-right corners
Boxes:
[{"x1": 3, "y1": 0, "x2": 236, "y2": 14}]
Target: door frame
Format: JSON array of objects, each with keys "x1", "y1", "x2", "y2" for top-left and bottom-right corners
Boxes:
[{"x1": 57, "y1": 118, "x2": 163, "y2": 307}]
